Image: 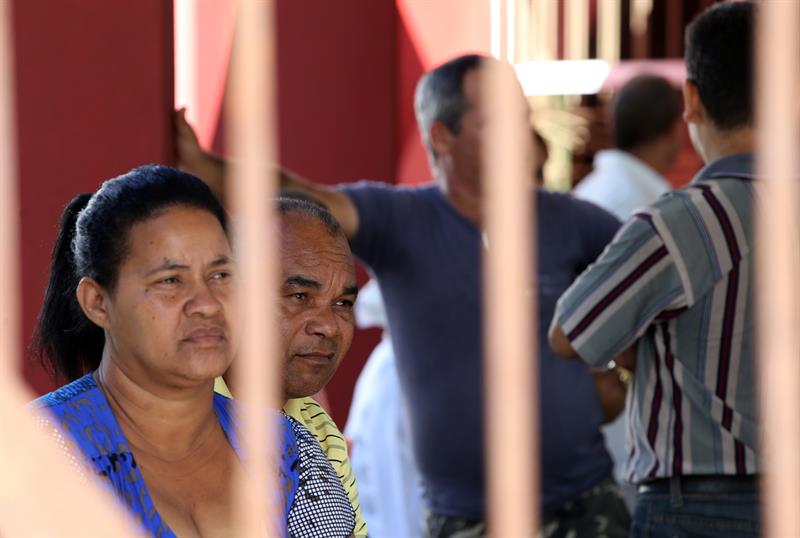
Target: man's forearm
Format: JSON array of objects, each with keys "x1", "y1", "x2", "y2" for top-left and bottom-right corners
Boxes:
[
  {"x1": 547, "y1": 318, "x2": 579, "y2": 358},
  {"x1": 205, "y1": 158, "x2": 311, "y2": 209},
  {"x1": 278, "y1": 167, "x2": 324, "y2": 199},
  {"x1": 200, "y1": 153, "x2": 227, "y2": 203},
  {"x1": 592, "y1": 368, "x2": 627, "y2": 423}
]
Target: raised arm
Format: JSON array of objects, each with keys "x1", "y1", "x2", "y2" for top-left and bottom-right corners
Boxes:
[{"x1": 175, "y1": 108, "x2": 360, "y2": 239}]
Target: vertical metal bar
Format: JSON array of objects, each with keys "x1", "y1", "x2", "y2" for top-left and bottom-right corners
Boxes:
[
  {"x1": 506, "y1": 0, "x2": 517, "y2": 66},
  {"x1": 565, "y1": 0, "x2": 589, "y2": 60},
  {"x1": 517, "y1": 0, "x2": 531, "y2": 62},
  {"x1": 484, "y1": 2, "x2": 538, "y2": 535},
  {"x1": 174, "y1": 0, "x2": 198, "y2": 118},
  {"x1": 531, "y1": 0, "x2": 558, "y2": 61},
  {"x1": 228, "y1": 1, "x2": 279, "y2": 535},
  {"x1": 598, "y1": 0, "x2": 621, "y2": 62},
  {"x1": 490, "y1": 0, "x2": 502, "y2": 59},
  {"x1": 756, "y1": 1, "x2": 800, "y2": 536},
  {"x1": 0, "y1": 4, "x2": 136, "y2": 535},
  {"x1": 0, "y1": 0, "x2": 19, "y2": 387},
  {"x1": 664, "y1": 0, "x2": 682, "y2": 58},
  {"x1": 629, "y1": 0, "x2": 651, "y2": 59}
]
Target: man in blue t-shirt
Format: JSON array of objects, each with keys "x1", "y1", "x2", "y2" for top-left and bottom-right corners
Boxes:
[{"x1": 177, "y1": 54, "x2": 629, "y2": 537}]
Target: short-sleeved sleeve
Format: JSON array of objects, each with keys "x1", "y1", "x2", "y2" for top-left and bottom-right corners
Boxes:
[
  {"x1": 337, "y1": 181, "x2": 400, "y2": 269},
  {"x1": 555, "y1": 215, "x2": 688, "y2": 366}
]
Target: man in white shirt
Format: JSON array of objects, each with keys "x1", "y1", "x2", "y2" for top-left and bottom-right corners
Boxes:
[
  {"x1": 346, "y1": 279, "x2": 424, "y2": 537},
  {"x1": 574, "y1": 75, "x2": 683, "y2": 221}
]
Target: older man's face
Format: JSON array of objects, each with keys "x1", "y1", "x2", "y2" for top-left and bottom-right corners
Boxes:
[{"x1": 279, "y1": 214, "x2": 357, "y2": 400}]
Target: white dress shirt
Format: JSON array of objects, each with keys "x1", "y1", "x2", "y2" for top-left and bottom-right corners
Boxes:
[
  {"x1": 573, "y1": 149, "x2": 672, "y2": 222},
  {"x1": 346, "y1": 280, "x2": 424, "y2": 537}
]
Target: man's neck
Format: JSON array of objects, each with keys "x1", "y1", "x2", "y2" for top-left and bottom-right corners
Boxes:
[
  {"x1": 628, "y1": 144, "x2": 672, "y2": 176},
  {"x1": 700, "y1": 125, "x2": 754, "y2": 165},
  {"x1": 96, "y1": 357, "x2": 218, "y2": 461},
  {"x1": 437, "y1": 172, "x2": 483, "y2": 226}
]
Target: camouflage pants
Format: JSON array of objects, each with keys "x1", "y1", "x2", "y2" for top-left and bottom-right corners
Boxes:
[{"x1": 425, "y1": 478, "x2": 631, "y2": 538}]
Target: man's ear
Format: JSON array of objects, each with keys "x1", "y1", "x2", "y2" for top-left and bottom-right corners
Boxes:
[
  {"x1": 75, "y1": 277, "x2": 111, "y2": 330},
  {"x1": 429, "y1": 121, "x2": 455, "y2": 158},
  {"x1": 682, "y1": 79, "x2": 704, "y2": 125}
]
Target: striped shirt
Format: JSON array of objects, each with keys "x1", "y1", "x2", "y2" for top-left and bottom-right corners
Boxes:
[{"x1": 555, "y1": 153, "x2": 758, "y2": 484}]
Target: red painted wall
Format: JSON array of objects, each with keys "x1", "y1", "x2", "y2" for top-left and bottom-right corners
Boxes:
[
  {"x1": 12, "y1": 0, "x2": 174, "y2": 393},
  {"x1": 275, "y1": 2, "x2": 397, "y2": 186},
  {"x1": 273, "y1": 1, "x2": 396, "y2": 425}
]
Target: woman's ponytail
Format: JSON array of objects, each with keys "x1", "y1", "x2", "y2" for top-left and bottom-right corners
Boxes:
[{"x1": 32, "y1": 194, "x2": 104, "y2": 382}]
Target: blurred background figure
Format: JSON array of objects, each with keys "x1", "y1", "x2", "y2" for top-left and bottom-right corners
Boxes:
[
  {"x1": 573, "y1": 75, "x2": 683, "y2": 220},
  {"x1": 345, "y1": 279, "x2": 424, "y2": 537},
  {"x1": 532, "y1": 129, "x2": 550, "y2": 187}
]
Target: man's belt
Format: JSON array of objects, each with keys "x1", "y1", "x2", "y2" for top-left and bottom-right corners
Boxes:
[{"x1": 638, "y1": 475, "x2": 759, "y2": 495}]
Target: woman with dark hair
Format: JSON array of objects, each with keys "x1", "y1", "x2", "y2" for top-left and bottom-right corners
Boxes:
[{"x1": 28, "y1": 164, "x2": 298, "y2": 537}]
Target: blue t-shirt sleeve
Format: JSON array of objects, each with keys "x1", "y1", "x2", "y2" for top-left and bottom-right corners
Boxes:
[
  {"x1": 337, "y1": 180, "x2": 399, "y2": 269},
  {"x1": 571, "y1": 196, "x2": 623, "y2": 270}
]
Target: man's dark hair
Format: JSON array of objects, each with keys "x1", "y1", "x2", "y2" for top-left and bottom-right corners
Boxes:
[
  {"x1": 278, "y1": 196, "x2": 342, "y2": 237},
  {"x1": 414, "y1": 54, "x2": 489, "y2": 162},
  {"x1": 685, "y1": 1, "x2": 754, "y2": 130},
  {"x1": 33, "y1": 165, "x2": 228, "y2": 382},
  {"x1": 613, "y1": 75, "x2": 682, "y2": 150}
]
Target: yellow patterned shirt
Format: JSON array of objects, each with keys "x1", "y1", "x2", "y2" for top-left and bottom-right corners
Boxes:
[{"x1": 214, "y1": 378, "x2": 367, "y2": 536}]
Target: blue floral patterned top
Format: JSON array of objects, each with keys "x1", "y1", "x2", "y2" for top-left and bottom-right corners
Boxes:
[{"x1": 30, "y1": 374, "x2": 299, "y2": 537}]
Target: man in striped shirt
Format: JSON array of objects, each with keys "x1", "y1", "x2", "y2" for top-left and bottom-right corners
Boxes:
[{"x1": 549, "y1": 2, "x2": 760, "y2": 536}]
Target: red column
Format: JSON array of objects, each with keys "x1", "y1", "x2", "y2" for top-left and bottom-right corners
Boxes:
[{"x1": 12, "y1": 0, "x2": 175, "y2": 393}]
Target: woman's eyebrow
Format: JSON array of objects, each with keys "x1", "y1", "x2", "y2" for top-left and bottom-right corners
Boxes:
[
  {"x1": 145, "y1": 259, "x2": 189, "y2": 276},
  {"x1": 145, "y1": 255, "x2": 232, "y2": 276}
]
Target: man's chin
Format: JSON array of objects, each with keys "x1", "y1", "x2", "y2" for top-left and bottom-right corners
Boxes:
[
  {"x1": 284, "y1": 364, "x2": 333, "y2": 400},
  {"x1": 284, "y1": 380, "x2": 327, "y2": 401}
]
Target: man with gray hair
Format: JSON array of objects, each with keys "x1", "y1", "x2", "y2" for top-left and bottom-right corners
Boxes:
[{"x1": 177, "y1": 54, "x2": 629, "y2": 537}]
